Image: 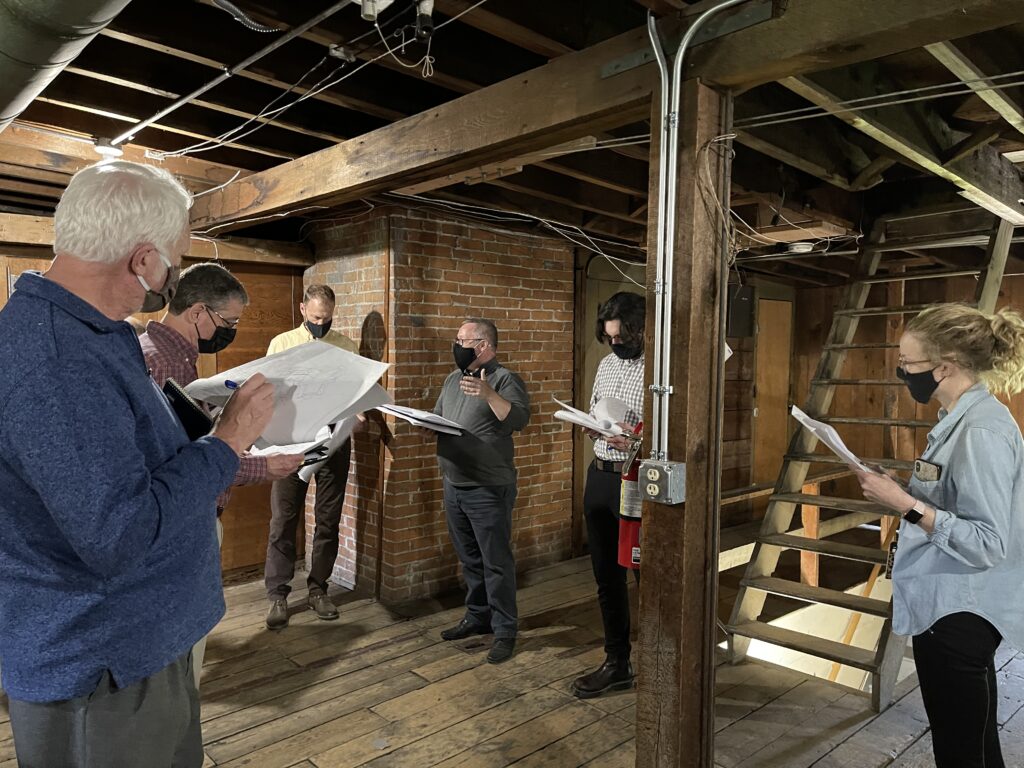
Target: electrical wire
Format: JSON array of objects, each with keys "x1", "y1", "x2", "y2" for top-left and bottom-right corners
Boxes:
[{"x1": 154, "y1": 0, "x2": 491, "y2": 161}]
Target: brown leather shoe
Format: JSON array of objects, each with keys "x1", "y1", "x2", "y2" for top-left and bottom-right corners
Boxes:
[
  {"x1": 308, "y1": 590, "x2": 339, "y2": 620},
  {"x1": 265, "y1": 598, "x2": 289, "y2": 630}
]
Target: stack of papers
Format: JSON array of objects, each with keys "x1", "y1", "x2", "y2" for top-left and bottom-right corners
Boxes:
[
  {"x1": 552, "y1": 397, "x2": 624, "y2": 437},
  {"x1": 790, "y1": 405, "x2": 877, "y2": 474},
  {"x1": 378, "y1": 404, "x2": 464, "y2": 435}
]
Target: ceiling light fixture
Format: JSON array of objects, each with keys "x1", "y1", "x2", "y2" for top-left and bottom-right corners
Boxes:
[{"x1": 93, "y1": 137, "x2": 124, "y2": 158}]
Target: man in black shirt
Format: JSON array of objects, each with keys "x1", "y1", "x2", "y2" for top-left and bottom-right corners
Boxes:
[{"x1": 433, "y1": 318, "x2": 530, "y2": 664}]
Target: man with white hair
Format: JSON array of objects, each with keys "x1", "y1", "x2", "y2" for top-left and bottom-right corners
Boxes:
[{"x1": 0, "y1": 160, "x2": 276, "y2": 767}]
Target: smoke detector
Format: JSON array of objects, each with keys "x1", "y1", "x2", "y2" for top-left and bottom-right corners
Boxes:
[{"x1": 786, "y1": 241, "x2": 814, "y2": 254}]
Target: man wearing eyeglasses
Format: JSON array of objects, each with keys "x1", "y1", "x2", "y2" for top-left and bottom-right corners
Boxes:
[
  {"x1": 140, "y1": 262, "x2": 303, "y2": 685},
  {"x1": 432, "y1": 318, "x2": 530, "y2": 664}
]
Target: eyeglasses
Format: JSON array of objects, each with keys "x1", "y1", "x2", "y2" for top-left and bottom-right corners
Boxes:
[
  {"x1": 206, "y1": 306, "x2": 240, "y2": 329},
  {"x1": 600, "y1": 334, "x2": 626, "y2": 345},
  {"x1": 897, "y1": 356, "x2": 931, "y2": 367},
  {"x1": 454, "y1": 337, "x2": 484, "y2": 347}
]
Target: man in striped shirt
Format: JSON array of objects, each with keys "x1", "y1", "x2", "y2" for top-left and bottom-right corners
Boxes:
[{"x1": 572, "y1": 291, "x2": 646, "y2": 699}]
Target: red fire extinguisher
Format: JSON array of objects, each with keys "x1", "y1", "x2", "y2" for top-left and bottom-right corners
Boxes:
[{"x1": 617, "y1": 422, "x2": 644, "y2": 569}]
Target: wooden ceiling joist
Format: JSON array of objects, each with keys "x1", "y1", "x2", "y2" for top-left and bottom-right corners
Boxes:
[
  {"x1": 432, "y1": 0, "x2": 575, "y2": 59},
  {"x1": 782, "y1": 63, "x2": 1024, "y2": 225},
  {"x1": 0, "y1": 212, "x2": 313, "y2": 267}
]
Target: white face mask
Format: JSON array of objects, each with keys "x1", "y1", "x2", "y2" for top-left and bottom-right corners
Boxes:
[{"x1": 136, "y1": 250, "x2": 179, "y2": 313}]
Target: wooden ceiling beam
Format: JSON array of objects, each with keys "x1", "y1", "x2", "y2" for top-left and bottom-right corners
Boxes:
[
  {"x1": 98, "y1": 29, "x2": 405, "y2": 123},
  {"x1": 432, "y1": 0, "x2": 575, "y2": 58},
  {"x1": 926, "y1": 38, "x2": 1024, "y2": 139},
  {"x1": 536, "y1": 152, "x2": 649, "y2": 198},
  {"x1": 0, "y1": 212, "x2": 313, "y2": 267},
  {"x1": 0, "y1": 123, "x2": 248, "y2": 192},
  {"x1": 489, "y1": 169, "x2": 641, "y2": 226},
  {"x1": 782, "y1": 62, "x2": 1024, "y2": 225},
  {"x1": 634, "y1": 0, "x2": 687, "y2": 15}
]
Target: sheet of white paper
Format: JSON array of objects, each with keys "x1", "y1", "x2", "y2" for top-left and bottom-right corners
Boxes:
[
  {"x1": 248, "y1": 426, "x2": 332, "y2": 457},
  {"x1": 297, "y1": 416, "x2": 358, "y2": 482},
  {"x1": 185, "y1": 344, "x2": 390, "y2": 445},
  {"x1": 725, "y1": 342, "x2": 733, "y2": 362},
  {"x1": 552, "y1": 397, "x2": 623, "y2": 437},
  {"x1": 791, "y1": 405, "x2": 876, "y2": 473},
  {"x1": 377, "y1": 404, "x2": 464, "y2": 433},
  {"x1": 593, "y1": 397, "x2": 628, "y2": 426}
]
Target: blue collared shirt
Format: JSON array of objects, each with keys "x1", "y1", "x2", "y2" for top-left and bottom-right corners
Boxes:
[
  {"x1": 0, "y1": 272, "x2": 239, "y2": 702},
  {"x1": 892, "y1": 383, "x2": 1024, "y2": 648}
]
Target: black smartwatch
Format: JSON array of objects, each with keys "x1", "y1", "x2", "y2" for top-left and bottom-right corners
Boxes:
[{"x1": 903, "y1": 500, "x2": 925, "y2": 524}]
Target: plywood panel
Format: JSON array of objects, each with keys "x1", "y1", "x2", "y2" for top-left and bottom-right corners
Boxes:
[{"x1": 752, "y1": 300, "x2": 793, "y2": 514}]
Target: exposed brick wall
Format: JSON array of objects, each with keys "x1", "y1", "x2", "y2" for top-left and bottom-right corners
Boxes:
[
  {"x1": 306, "y1": 214, "x2": 390, "y2": 592},
  {"x1": 306, "y1": 206, "x2": 575, "y2": 602}
]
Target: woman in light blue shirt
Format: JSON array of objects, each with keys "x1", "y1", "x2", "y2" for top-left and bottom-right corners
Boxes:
[{"x1": 856, "y1": 303, "x2": 1024, "y2": 768}]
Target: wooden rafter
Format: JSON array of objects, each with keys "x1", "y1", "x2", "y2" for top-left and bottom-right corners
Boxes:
[{"x1": 433, "y1": 0, "x2": 575, "y2": 58}]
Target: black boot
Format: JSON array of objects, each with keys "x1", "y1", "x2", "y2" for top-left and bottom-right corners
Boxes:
[{"x1": 571, "y1": 656, "x2": 635, "y2": 699}]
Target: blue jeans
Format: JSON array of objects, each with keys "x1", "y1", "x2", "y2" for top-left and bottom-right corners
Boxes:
[{"x1": 443, "y1": 479, "x2": 518, "y2": 638}]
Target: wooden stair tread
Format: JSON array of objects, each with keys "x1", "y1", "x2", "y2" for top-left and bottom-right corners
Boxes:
[
  {"x1": 821, "y1": 416, "x2": 935, "y2": 428},
  {"x1": 759, "y1": 533, "x2": 888, "y2": 564},
  {"x1": 740, "y1": 576, "x2": 891, "y2": 617},
  {"x1": 859, "y1": 268, "x2": 981, "y2": 284},
  {"x1": 834, "y1": 304, "x2": 937, "y2": 317},
  {"x1": 726, "y1": 621, "x2": 879, "y2": 671},
  {"x1": 786, "y1": 453, "x2": 914, "y2": 471},
  {"x1": 823, "y1": 342, "x2": 899, "y2": 350},
  {"x1": 770, "y1": 492, "x2": 894, "y2": 515},
  {"x1": 811, "y1": 378, "x2": 903, "y2": 386}
]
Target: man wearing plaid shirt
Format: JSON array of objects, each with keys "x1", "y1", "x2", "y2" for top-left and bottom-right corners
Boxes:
[
  {"x1": 140, "y1": 262, "x2": 302, "y2": 685},
  {"x1": 572, "y1": 291, "x2": 646, "y2": 699}
]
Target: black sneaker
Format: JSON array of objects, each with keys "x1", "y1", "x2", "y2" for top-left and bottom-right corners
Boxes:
[
  {"x1": 265, "y1": 598, "x2": 289, "y2": 630},
  {"x1": 571, "y1": 657, "x2": 634, "y2": 698},
  {"x1": 440, "y1": 618, "x2": 491, "y2": 641},
  {"x1": 487, "y1": 637, "x2": 516, "y2": 664}
]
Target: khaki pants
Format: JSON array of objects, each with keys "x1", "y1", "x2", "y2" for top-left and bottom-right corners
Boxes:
[{"x1": 190, "y1": 518, "x2": 224, "y2": 689}]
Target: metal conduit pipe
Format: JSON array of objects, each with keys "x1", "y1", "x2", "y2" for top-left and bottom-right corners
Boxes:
[
  {"x1": 0, "y1": 0, "x2": 134, "y2": 134},
  {"x1": 647, "y1": 0, "x2": 748, "y2": 460}
]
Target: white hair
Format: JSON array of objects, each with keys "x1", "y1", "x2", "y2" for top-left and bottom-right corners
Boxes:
[{"x1": 54, "y1": 160, "x2": 193, "y2": 264}]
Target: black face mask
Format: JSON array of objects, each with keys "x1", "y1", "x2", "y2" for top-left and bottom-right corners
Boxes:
[
  {"x1": 896, "y1": 366, "x2": 940, "y2": 404},
  {"x1": 305, "y1": 319, "x2": 332, "y2": 339},
  {"x1": 611, "y1": 341, "x2": 643, "y2": 360},
  {"x1": 453, "y1": 343, "x2": 477, "y2": 373},
  {"x1": 198, "y1": 325, "x2": 236, "y2": 354}
]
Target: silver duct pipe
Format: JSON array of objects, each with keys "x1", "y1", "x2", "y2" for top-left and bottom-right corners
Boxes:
[
  {"x1": 0, "y1": 0, "x2": 134, "y2": 134},
  {"x1": 647, "y1": 0, "x2": 747, "y2": 460}
]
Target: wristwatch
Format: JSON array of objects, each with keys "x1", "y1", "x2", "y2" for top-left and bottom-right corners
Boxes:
[{"x1": 903, "y1": 500, "x2": 926, "y2": 524}]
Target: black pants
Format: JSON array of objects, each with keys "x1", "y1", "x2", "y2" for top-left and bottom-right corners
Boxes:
[
  {"x1": 443, "y1": 479, "x2": 519, "y2": 638},
  {"x1": 913, "y1": 612, "x2": 1004, "y2": 768},
  {"x1": 265, "y1": 440, "x2": 351, "y2": 598},
  {"x1": 583, "y1": 462, "x2": 638, "y2": 660},
  {"x1": 9, "y1": 652, "x2": 201, "y2": 768}
]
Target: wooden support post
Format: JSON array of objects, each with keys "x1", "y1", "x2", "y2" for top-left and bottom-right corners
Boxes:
[
  {"x1": 636, "y1": 79, "x2": 730, "y2": 768},
  {"x1": 799, "y1": 483, "x2": 820, "y2": 587}
]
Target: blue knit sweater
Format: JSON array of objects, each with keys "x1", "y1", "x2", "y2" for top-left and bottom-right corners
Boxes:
[{"x1": 0, "y1": 272, "x2": 238, "y2": 702}]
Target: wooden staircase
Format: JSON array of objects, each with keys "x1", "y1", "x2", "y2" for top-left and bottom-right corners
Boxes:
[{"x1": 726, "y1": 215, "x2": 1014, "y2": 711}]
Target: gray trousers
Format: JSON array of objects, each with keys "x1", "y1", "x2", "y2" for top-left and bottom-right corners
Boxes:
[
  {"x1": 8, "y1": 652, "x2": 201, "y2": 768},
  {"x1": 443, "y1": 479, "x2": 518, "y2": 638},
  {"x1": 266, "y1": 440, "x2": 351, "y2": 598}
]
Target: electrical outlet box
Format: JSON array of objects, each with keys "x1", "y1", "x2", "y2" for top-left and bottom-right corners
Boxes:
[{"x1": 638, "y1": 460, "x2": 686, "y2": 505}]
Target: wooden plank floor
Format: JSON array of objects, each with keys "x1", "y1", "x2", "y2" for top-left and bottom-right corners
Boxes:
[{"x1": 3, "y1": 557, "x2": 1024, "y2": 767}]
